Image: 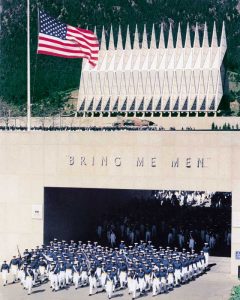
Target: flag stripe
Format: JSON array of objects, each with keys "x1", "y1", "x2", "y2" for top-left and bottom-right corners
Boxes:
[
  {"x1": 38, "y1": 50, "x2": 97, "y2": 63},
  {"x1": 67, "y1": 28, "x2": 98, "y2": 43},
  {"x1": 39, "y1": 33, "x2": 99, "y2": 51},
  {"x1": 68, "y1": 25, "x2": 98, "y2": 39},
  {"x1": 38, "y1": 44, "x2": 98, "y2": 57},
  {"x1": 38, "y1": 42, "x2": 98, "y2": 56},
  {"x1": 66, "y1": 34, "x2": 99, "y2": 50},
  {"x1": 67, "y1": 28, "x2": 98, "y2": 41},
  {"x1": 37, "y1": 46, "x2": 98, "y2": 59},
  {"x1": 38, "y1": 37, "x2": 99, "y2": 55},
  {"x1": 67, "y1": 26, "x2": 98, "y2": 41}
]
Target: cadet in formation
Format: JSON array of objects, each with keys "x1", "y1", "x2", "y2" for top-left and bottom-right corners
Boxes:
[{"x1": 0, "y1": 239, "x2": 209, "y2": 298}]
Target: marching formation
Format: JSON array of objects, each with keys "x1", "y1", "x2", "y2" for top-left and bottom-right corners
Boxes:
[
  {"x1": 95, "y1": 195, "x2": 231, "y2": 255},
  {"x1": 0, "y1": 239, "x2": 210, "y2": 298}
]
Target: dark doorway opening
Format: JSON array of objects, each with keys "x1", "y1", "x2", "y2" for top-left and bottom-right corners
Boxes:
[{"x1": 44, "y1": 188, "x2": 231, "y2": 257}]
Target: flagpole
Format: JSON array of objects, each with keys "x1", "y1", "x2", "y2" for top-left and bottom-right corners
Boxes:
[{"x1": 27, "y1": 0, "x2": 31, "y2": 131}]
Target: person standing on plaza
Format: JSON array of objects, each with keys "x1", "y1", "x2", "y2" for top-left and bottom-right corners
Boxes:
[{"x1": 1, "y1": 260, "x2": 9, "y2": 286}]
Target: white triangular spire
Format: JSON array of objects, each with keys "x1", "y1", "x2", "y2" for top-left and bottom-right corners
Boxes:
[
  {"x1": 201, "y1": 23, "x2": 210, "y2": 68},
  {"x1": 117, "y1": 25, "x2": 123, "y2": 50},
  {"x1": 175, "y1": 23, "x2": 183, "y2": 68},
  {"x1": 101, "y1": 26, "x2": 107, "y2": 50},
  {"x1": 159, "y1": 23, "x2": 165, "y2": 49},
  {"x1": 167, "y1": 23, "x2": 174, "y2": 49},
  {"x1": 133, "y1": 24, "x2": 140, "y2": 49},
  {"x1": 142, "y1": 24, "x2": 148, "y2": 49},
  {"x1": 184, "y1": 23, "x2": 191, "y2": 48},
  {"x1": 109, "y1": 24, "x2": 115, "y2": 50},
  {"x1": 220, "y1": 21, "x2": 227, "y2": 60},
  {"x1": 150, "y1": 24, "x2": 156, "y2": 49},
  {"x1": 176, "y1": 23, "x2": 182, "y2": 48},
  {"x1": 193, "y1": 23, "x2": 200, "y2": 48},
  {"x1": 220, "y1": 21, "x2": 226, "y2": 47},
  {"x1": 125, "y1": 25, "x2": 131, "y2": 50},
  {"x1": 202, "y1": 22, "x2": 209, "y2": 48},
  {"x1": 211, "y1": 21, "x2": 218, "y2": 47}
]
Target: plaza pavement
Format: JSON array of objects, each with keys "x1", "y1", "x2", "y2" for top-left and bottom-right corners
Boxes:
[{"x1": 0, "y1": 257, "x2": 239, "y2": 300}]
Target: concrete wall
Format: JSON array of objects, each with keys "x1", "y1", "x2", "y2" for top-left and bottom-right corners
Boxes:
[{"x1": 0, "y1": 131, "x2": 239, "y2": 276}]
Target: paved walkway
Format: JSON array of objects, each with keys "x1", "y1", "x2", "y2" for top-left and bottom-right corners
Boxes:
[{"x1": 0, "y1": 257, "x2": 238, "y2": 300}]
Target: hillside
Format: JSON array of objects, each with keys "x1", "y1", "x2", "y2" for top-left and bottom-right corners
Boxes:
[{"x1": 0, "y1": 0, "x2": 240, "y2": 116}]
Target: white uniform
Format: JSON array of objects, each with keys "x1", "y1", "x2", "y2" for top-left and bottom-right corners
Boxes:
[
  {"x1": 58, "y1": 268, "x2": 66, "y2": 288},
  {"x1": 138, "y1": 275, "x2": 146, "y2": 293},
  {"x1": 65, "y1": 268, "x2": 72, "y2": 285},
  {"x1": 100, "y1": 270, "x2": 107, "y2": 289},
  {"x1": 174, "y1": 268, "x2": 182, "y2": 285},
  {"x1": 25, "y1": 270, "x2": 34, "y2": 295},
  {"x1": 1, "y1": 264, "x2": 9, "y2": 286},
  {"x1": 39, "y1": 265, "x2": 46, "y2": 277},
  {"x1": 145, "y1": 272, "x2": 151, "y2": 290},
  {"x1": 89, "y1": 272, "x2": 97, "y2": 295},
  {"x1": 128, "y1": 274, "x2": 138, "y2": 299},
  {"x1": 151, "y1": 273, "x2": 160, "y2": 296},
  {"x1": 10, "y1": 264, "x2": 18, "y2": 282},
  {"x1": 105, "y1": 274, "x2": 114, "y2": 299},
  {"x1": 18, "y1": 266, "x2": 26, "y2": 285},
  {"x1": 204, "y1": 252, "x2": 209, "y2": 267},
  {"x1": 72, "y1": 266, "x2": 80, "y2": 289},
  {"x1": 160, "y1": 275, "x2": 167, "y2": 293},
  {"x1": 119, "y1": 270, "x2": 127, "y2": 288},
  {"x1": 80, "y1": 268, "x2": 88, "y2": 285},
  {"x1": 96, "y1": 266, "x2": 102, "y2": 284},
  {"x1": 167, "y1": 271, "x2": 174, "y2": 286},
  {"x1": 50, "y1": 266, "x2": 59, "y2": 291}
]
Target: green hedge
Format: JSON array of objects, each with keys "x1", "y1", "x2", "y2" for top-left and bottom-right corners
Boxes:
[{"x1": 230, "y1": 285, "x2": 240, "y2": 300}]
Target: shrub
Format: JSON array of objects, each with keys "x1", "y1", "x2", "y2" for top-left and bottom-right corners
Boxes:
[{"x1": 229, "y1": 285, "x2": 240, "y2": 300}]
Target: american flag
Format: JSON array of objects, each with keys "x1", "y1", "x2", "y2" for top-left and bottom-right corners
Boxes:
[{"x1": 37, "y1": 11, "x2": 99, "y2": 67}]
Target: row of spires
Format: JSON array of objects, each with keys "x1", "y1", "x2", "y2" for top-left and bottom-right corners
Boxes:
[{"x1": 94, "y1": 22, "x2": 226, "y2": 51}]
